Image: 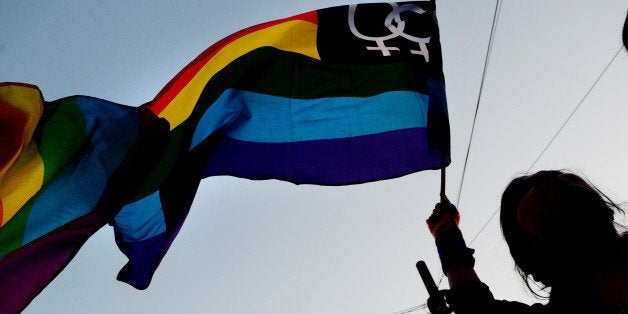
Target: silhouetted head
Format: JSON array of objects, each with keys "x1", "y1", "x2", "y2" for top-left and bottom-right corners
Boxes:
[
  {"x1": 500, "y1": 170, "x2": 623, "y2": 292},
  {"x1": 623, "y1": 12, "x2": 628, "y2": 51}
]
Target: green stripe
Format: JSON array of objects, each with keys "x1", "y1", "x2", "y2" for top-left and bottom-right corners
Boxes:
[
  {"x1": 35, "y1": 97, "x2": 87, "y2": 185},
  {"x1": 226, "y1": 47, "x2": 428, "y2": 98},
  {"x1": 0, "y1": 194, "x2": 37, "y2": 255},
  {"x1": 0, "y1": 98, "x2": 88, "y2": 256},
  {"x1": 188, "y1": 47, "x2": 431, "y2": 124}
]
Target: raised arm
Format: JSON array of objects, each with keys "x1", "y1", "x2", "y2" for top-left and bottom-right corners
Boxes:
[{"x1": 426, "y1": 202, "x2": 543, "y2": 313}]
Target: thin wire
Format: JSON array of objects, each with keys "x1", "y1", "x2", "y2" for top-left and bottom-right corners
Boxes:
[
  {"x1": 391, "y1": 303, "x2": 428, "y2": 314},
  {"x1": 469, "y1": 206, "x2": 499, "y2": 245},
  {"x1": 466, "y1": 45, "x2": 624, "y2": 246},
  {"x1": 454, "y1": 0, "x2": 502, "y2": 209},
  {"x1": 431, "y1": 0, "x2": 503, "y2": 291},
  {"x1": 421, "y1": 7, "x2": 621, "y2": 314},
  {"x1": 394, "y1": 0, "x2": 504, "y2": 306},
  {"x1": 527, "y1": 46, "x2": 624, "y2": 172}
]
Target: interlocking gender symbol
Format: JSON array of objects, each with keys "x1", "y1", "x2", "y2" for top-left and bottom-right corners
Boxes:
[{"x1": 348, "y1": 2, "x2": 432, "y2": 61}]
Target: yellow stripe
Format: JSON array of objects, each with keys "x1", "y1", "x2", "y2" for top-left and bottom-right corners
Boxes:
[
  {"x1": 0, "y1": 145, "x2": 44, "y2": 225},
  {"x1": 0, "y1": 84, "x2": 45, "y2": 225},
  {"x1": 0, "y1": 85, "x2": 43, "y2": 180},
  {"x1": 159, "y1": 20, "x2": 320, "y2": 129}
]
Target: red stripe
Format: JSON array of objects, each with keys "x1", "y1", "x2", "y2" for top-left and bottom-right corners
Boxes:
[
  {"x1": 0, "y1": 82, "x2": 40, "y2": 89},
  {"x1": 143, "y1": 11, "x2": 318, "y2": 115},
  {"x1": 0, "y1": 100, "x2": 30, "y2": 172}
]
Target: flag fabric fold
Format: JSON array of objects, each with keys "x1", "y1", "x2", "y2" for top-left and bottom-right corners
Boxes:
[
  {"x1": 0, "y1": 83, "x2": 170, "y2": 312},
  {"x1": 0, "y1": 1, "x2": 449, "y2": 312}
]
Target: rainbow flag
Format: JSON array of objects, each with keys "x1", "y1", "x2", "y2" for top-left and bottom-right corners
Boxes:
[
  {"x1": 0, "y1": 2, "x2": 448, "y2": 312},
  {"x1": 0, "y1": 84, "x2": 170, "y2": 312}
]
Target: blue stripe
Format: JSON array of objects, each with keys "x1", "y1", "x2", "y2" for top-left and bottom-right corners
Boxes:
[
  {"x1": 191, "y1": 90, "x2": 429, "y2": 148},
  {"x1": 116, "y1": 232, "x2": 166, "y2": 289},
  {"x1": 113, "y1": 191, "x2": 166, "y2": 242},
  {"x1": 203, "y1": 127, "x2": 448, "y2": 185},
  {"x1": 23, "y1": 97, "x2": 140, "y2": 244}
]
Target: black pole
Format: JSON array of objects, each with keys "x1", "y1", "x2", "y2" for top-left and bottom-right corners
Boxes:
[
  {"x1": 417, "y1": 261, "x2": 439, "y2": 297},
  {"x1": 416, "y1": 261, "x2": 452, "y2": 314}
]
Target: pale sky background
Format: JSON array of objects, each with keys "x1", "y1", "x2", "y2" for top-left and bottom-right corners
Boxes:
[{"x1": 2, "y1": 1, "x2": 628, "y2": 313}]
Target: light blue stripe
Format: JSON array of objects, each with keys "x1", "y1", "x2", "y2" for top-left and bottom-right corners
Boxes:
[
  {"x1": 23, "y1": 97, "x2": 140, "y2": 244},
  {"x1": 113, "y1": 191, "x2": 166, "y2": 242},
  {"x1": 191, "y1": 90, "x2": 429, "y2": 148}
]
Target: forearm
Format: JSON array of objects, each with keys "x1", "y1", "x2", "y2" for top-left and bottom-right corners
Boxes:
[
  {"x1": 427, "y1": 204, "x2": 543, "y2": 313},
  {"x1": 427, "y1": 202, "x2": 479, "y2": 287},
  {"x1": 447, "y1": 264, "x2": 480, "y2": 288}
]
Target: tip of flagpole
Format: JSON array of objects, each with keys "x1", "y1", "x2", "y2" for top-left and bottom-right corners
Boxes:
[{"x1": 440, "y1": 165, "x2": 448, "y2": 204}]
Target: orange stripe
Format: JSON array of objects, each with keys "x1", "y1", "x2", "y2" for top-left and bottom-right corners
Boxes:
[
  {"x1": 145, "y1": 16, "x2": 320, "y2": 129},
  {"x1": 145, "y1": 11, "x2": 318, "y2": 116},
  {"x1": 0, "y1": 84, "x2": 43, "y2": 181},
  {"x1": 0, "y1": 84, "x2": 45, "y2": 226},
  {"x1": 0, "y1": 98, "x2": 30, "y2": 179}
]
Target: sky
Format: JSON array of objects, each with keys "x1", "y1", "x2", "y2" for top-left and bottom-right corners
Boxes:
[{"x1": 2, "y1": 1, "x2": 628, "y2": 313}]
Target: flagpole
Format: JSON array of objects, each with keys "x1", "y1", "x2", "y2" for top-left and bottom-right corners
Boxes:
[{"x1": 440, "y1": 153, "x2": 447, "y2": 204}]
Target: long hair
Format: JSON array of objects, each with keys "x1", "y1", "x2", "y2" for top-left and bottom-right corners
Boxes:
[{"x1": 499, "y1": 170, "x2": 624, "y2": 297}]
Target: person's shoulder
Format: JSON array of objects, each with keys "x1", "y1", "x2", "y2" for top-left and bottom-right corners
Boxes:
[
  {"x1": 549, "y1": 285, "x2": 618, "y2": 314},
  {"x1": 447, "y1": 281, "x2": 550, "y2": 313}
]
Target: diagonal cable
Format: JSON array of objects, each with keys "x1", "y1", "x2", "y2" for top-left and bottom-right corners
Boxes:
[
  {"x1": 455, "y1": 0, "x2": 503, "y2": 209},
  {"x1": 431, "y1": 0, "x2": 503, "y2": 292},
  {"x1": 391, "y1": 303, "x2": 428, "y2": 314},
  {"x1": 466, "y1": 45, "x2": 624, "y2": 247},
  {"x1": 526, "y1": 46, "x2": 624, "y2": 172}
]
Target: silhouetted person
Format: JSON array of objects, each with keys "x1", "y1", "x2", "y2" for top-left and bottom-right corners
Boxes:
[
  {"x1": 623, "y1": 12, "x2": 628, "y2": 50},
  {"x1": 427, "y1": 170, "x2": 628, "y2": 313}
]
